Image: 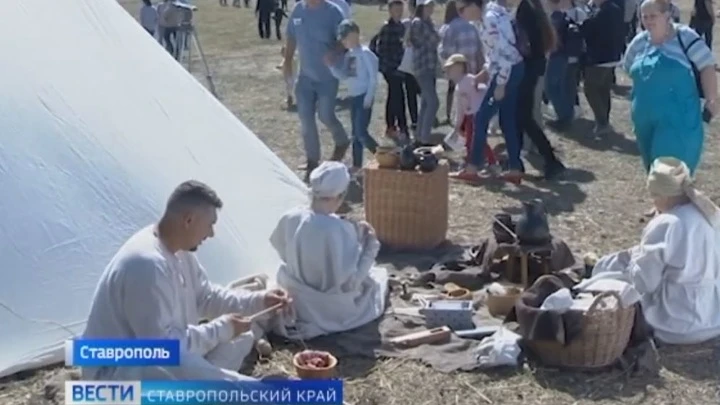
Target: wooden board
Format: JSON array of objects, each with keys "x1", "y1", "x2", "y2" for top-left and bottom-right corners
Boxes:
[{"x1": 389, "y1": 327, "x2": 452, "y2": 347}]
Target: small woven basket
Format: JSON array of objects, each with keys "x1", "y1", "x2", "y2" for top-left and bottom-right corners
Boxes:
[
  {"x1": 364, "y1": 162, "x2": 449, "y2": 250},
  {"x1": 524, "y1": 276, "x2": 635, "y2": 369},
  {"x1": 486, "y1": 286, "x2": 522, "y2": 318}
]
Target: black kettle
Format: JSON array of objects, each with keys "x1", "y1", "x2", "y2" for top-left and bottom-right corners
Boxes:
[
  {"x1": 515, "y1": 199, "x2": 551, "y2": 246},
  {"x1": 399, "y1": 145, "x2": 418, "y2": 171},
  {"x1": 415, "y1": 148, "x2": 438, "y2": 172}
]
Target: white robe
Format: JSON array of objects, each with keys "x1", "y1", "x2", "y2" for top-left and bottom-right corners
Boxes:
[
  {"x1": 593, "y1": 203, "x2": 720, "y2": 344},
  {"x1": 270, "y1": 207, "x2": 388, "y2": 339},
  {"x1": 81, "y1": 225, "x2": 268, "y2": 381}
]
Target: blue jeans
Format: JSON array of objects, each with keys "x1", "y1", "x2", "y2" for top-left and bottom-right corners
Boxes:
[
  {"x1": 545, "y1": 54, "x2": 573, "y2": 123},
  {"x1": 471, "y1": 62, "x2": 525, "y2": 170},
  {"x1": 295, "y1": 74, "x2": 349, "y2": 163},
  {"x1": 415, "y1": 72, "x2": 439, "y2": 144},
  {"x1": 350, "y1": 94, "x2": 379, "y2": 168}
]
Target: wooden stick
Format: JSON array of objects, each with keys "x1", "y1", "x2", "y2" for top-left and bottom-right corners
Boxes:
[
  {"x1": 492, "y1": 216, "x2": 518, "y2": 241},
  {"x1": 248, "y1": 301, "x2": 286, "y2": 322},
  {"x1": 462, "y1": 382, "x2": 493, "y2": 404}
]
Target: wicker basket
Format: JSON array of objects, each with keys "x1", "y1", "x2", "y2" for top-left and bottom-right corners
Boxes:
[
  {"x1": 364, "y1": 162, "x2": 449, "y2": 250},
  {"x1": 524, "y1": 276, "x2": 635, "y2": 369}
]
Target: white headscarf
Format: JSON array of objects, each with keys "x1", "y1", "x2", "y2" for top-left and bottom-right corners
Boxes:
[
  {"x1": 647, "y1": 157, "x2": 720, "y2": 228},
  {"x1": 309, "y1": 161, "x2": 350, "y2": 198}
]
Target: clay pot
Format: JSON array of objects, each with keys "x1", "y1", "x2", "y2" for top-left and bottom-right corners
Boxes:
[
  {"x1": 293, "y1": 351, "x2": 338, "y2": 379},
  {"x1": 516, "y1": 199, "x2": 551, "y2": 246},
  {"x1": 414, "y1": 147, "x2": 438, "y2": 172},
  {"x1": 375, "y1": 147, "x2": 399, "y2": 169},
  {"x1": 487, "y1": 286, "x2": 523, "y2": 318}
]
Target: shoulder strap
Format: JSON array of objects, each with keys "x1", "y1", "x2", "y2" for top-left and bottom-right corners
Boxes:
[
  {"x1": 676, "y1": 30, "x2": 702, "y2": 80},
  {"x1": 677, "y1": 30, "x2": 703, "y2": 58}
]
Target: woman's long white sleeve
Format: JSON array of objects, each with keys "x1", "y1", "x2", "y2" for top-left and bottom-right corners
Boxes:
[{"x1": 627, "y1": 215, "x2": 687, "y2": 294}]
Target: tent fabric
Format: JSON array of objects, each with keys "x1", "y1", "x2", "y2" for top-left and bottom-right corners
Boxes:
[{"x1": 0, "y1": 0, "x2": 309, "y2": 378}]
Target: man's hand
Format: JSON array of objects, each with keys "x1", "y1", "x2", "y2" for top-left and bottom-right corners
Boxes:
[
  {"x1": 706, "y1": 98, "x2": 718, "y2": 118},
  {"x1": 323, "y1": 52, "x2": 336, "y2": 66},
  {"x1": 264, "y1": 288, "x2": 291, "y2": 309},
  {"x1": 227, "y1": 314, "x2": 252, "y2": 337},
  {"x1": 363, "y1": 96, "x2": 374, "y2": 109},
  {"x1": 282, "y1": 57, "x2": 293, "y2": 79}
]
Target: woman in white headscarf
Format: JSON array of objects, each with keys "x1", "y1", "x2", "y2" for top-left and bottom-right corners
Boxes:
[
  {"x1": 269, "y1": 161, "x2": 388, "y2": 339},
  {"x1": 591, "y1": 157, "x2": 720, "y2": 345}
]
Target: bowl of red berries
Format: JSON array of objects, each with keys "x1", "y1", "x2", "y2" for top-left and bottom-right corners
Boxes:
[{"x1": 292, "y1": 350, "x2": 338, "y2": 379}]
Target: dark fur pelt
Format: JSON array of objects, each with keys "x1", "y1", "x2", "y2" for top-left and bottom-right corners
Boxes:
[{"x1": 504, "y1": 275, "x2": 585, "y2": 345}]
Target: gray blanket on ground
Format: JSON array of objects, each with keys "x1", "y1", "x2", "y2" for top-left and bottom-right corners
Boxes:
[{"x1": 302, "y1": 295, "x2": 501, "y2": 373}]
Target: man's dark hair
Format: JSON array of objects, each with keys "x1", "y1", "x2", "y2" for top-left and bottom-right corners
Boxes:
[{"x1": 166, "y1": 180, "x2": 223, "y2": 213}]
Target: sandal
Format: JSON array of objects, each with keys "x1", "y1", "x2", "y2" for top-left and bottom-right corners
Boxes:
[
  {"x1": 450, "y1": 170, "x2": 484, "y2": 184},
  {"x1": 500, "y1": 170, "x2": 523, "y2": 185}
]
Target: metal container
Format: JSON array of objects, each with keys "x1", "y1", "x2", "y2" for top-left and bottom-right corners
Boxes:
[{"x1": 419, "y1": 300, "x2": 475, "y2": 330}]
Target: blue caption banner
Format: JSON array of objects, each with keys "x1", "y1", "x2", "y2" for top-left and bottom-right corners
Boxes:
[
  {"x1": 65, "y1": 380, "x2": 344, "y2": 404},
  {"x1": 65, "y1": 339, "x2": 180, "y2": 367}
]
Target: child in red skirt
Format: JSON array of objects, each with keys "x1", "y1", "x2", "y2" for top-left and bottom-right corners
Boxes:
[{"x1": 442, "y1": 54, "x2": 496, "y2": 167}]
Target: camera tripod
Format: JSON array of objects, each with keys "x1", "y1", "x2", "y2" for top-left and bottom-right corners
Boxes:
[{"x1": 175, "y1": 22, "x2": 217, "y2": 97}]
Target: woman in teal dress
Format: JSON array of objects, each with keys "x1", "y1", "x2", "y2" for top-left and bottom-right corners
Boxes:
[{"x1": 623, "y1": 0, "x2": 717, "y2": 175}]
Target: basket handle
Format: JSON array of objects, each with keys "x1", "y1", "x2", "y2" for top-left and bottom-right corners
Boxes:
[
  {"x1": 584, "y1": 290, "x2": 624, "y2": 329},
  {"x1": 532, "y1": 274, "x2": 567, "y2": 289}
]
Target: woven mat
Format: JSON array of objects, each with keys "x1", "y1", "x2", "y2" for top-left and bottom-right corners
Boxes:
[{"x1": 301, "y1": 295, "x2": 502, "y2": 373}]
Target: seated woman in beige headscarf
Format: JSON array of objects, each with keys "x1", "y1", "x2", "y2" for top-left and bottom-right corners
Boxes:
[
  {"x1": 591, "y1": 157, "x2": 720, "y2": 344},
  {"x1": 268, "y1": 161, "x2": 389, "y2": 340}
]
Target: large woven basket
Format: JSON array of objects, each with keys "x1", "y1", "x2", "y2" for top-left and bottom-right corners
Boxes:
[
  {"x1": 525, "y1": 276, "x2": 635, "y2": 369},
  {"x1": 364, "y1": 162, "x2": 449, "y2": 250}
]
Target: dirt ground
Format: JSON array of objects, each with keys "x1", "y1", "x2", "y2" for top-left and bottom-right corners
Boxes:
[{"x1": 2, "y1": 0, "x2": 720, "y2": 404}]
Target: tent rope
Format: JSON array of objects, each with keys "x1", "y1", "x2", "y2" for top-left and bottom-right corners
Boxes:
[{"x1": 0, "y1": 300, "x2": 78, "y2": 339}]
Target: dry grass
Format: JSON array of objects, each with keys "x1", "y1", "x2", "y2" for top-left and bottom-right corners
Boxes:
[{"x1": 2, "y1": 0, "x2": 720, "y2": 403}]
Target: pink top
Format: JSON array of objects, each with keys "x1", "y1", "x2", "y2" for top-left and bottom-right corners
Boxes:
[{"x1": 454, "y1": 74, "x2": 487, "y2": 128}]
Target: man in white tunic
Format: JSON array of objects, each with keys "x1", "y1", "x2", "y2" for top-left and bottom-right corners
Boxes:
[
  {"x1": 270, "y1": 162, "x2": 388, "y2": 339},
  {"x1": 81, "y1": 180, "x2": 291, "y2": 381},
  {"x1": 592, "y1": 157, "x2": 720, "y2": 344}
]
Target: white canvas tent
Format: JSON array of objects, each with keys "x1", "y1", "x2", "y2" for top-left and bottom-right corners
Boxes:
[{"x1": 0, "y1": 0, "x2": 308, "y2": 378}]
